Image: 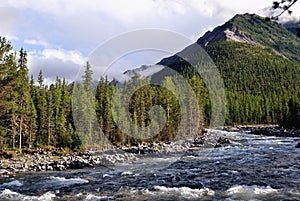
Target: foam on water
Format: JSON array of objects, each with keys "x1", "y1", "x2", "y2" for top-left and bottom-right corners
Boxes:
[
  {"x1": 153, "y1": 186, "x2": 215, "y2": 198},
  {"x1": 0, "y1": 189, "x2": 55, "y2": 201},
  {"x1": 0, "y1": 180, "x2": 23, "y2": 188},
  {"x1": 122, "y1": 186, "x2": 215, "y2": 200},
  {"x1": 84, "y1": 194, "x2": 113, "y2": 201},
  {"x1": 226, "y1": 185, "x2": 277, "y2": 200},
  {"x1": 1, "y1": 131, "x2": 299, "y2": 200},
  {"x1": 121, "y1": 171, "x2": 133, "y2": 176},
  {"x1": 48, "y1": 176, "x2": 89, "y2": 186}
]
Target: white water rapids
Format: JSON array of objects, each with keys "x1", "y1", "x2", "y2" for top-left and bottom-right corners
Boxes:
[{"x1": 0, "y1": 130, "x2": 300, "y2": 201}]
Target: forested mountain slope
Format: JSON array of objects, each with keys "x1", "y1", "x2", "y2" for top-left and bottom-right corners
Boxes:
[{"x1": 156, "y1": 13, "x2": 300, "y2": 127}]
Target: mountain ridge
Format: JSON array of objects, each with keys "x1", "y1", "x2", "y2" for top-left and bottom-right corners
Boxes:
[
  {"x1": 197, "y1": 14, "x2": 258, "y2": 47},
  {"x1": 199, "y1": 13, "x2": 300, "y2": 63},
  {"x1": 150, "y1": 13, "x2": 300, "y2": 126},
  {"x1": 124, "y1": 13, "x2": 300, "y2": 78},
  {"x1": 158, "y1": 13, "x2": 300, "y2": 67}
]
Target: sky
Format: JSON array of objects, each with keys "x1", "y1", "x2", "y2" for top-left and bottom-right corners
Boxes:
[{"x1": 0, "y1": 0, "x2": 300, "y2": 85}]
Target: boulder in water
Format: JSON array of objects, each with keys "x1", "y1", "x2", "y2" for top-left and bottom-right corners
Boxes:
[{"x1": 217, "y1": 136, "x2": 231, "y2": 144}]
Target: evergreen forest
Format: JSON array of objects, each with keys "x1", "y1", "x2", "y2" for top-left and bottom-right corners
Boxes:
[{"x1": 0, "y1": 25, "x2": 299, "y2": 151}]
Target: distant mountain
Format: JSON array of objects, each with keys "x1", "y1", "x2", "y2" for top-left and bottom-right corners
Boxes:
[
  {"x1": 123, "y1": 64, "x2": 165, "y2": 79},
  {"x1": 283, "y1": 20, "x2": 300, "y2": 37},
  {"x1": 123, "y1": 14, "x2": 300, "y2": 79},
  {"x1": 158, "y1": 13, "x2": 300, "y2": 66},
  {"x1": 152, "y1": 13, "x2": 300, "y2": 126}
]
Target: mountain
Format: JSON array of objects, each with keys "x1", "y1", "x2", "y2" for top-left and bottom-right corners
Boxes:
[
  {"x1": 159, "y1": 13, "x2": 300, "y2": 66},
  {"x1": 123, "y1": 14, "x2": 300, "y2": 79},
  {"x1": 283, "y1": 20, "x2": 300, "y2": 37},
  {"x1": 123, "y1": 64, "x2": 165, "y2": 80},
  {"x1": 152, "y1": 13, "x2": 300, "y2": 126}
]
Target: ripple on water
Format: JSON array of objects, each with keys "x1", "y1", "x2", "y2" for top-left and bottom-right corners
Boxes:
[
  {"x1": 47, "y1": 176, "x2": 89, "y2": 186},
  {"x1": 32, "y1": 176, "x2": 90, "y2": 191}
]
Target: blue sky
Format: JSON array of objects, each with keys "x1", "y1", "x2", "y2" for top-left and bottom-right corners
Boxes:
[{"x1": 1, "y1": 0, "x2": 299, "y2": 84}]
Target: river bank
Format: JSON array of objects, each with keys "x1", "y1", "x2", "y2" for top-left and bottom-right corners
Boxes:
[
  {"x1": 0, "y1": 149, "x2": 103, "y2": 176},
  {"x1": 224, "y1": 125, "x2": 300, "y2": 137},
  {"x1": 1, "y1": 126, "x2": 299, "y2": 177},
  {"x1": 0, "y1": 140, "x2": 193, "y2": 176}
]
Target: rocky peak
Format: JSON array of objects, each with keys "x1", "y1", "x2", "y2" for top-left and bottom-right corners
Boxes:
[{"x1": 197, "y1": 14, "x2": 257, "y2": 47}]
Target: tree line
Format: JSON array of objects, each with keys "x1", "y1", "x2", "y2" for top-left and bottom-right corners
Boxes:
[
  {"x1": 0, "y1": 37, "x2": 206, "y2": 150},
  {"x1": 205, "y1": 40, "x2": 300, "y2": 128},
  {"x1": 0, "y1": 36, "x2": 299, "y2": 151},
  {"x1": 0, "y1": 37, "x2": 81, "y2": 150}
]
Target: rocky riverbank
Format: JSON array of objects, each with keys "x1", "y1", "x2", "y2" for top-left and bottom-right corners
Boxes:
[
  {"x1": 249, "y1": 126, "x2": 300, "y2": 137},
  {"x1": 0, "y1": 140, "x2": 194, "y2": 177},
  {"x1": 224, "y1": 125, "x2": 300, "y2": 137},
  {"x1": 223, "y1": 125, "x2": 300, "y2": 148},
  {"x1": 0, "y1": 149, "x2": 103, "y2": 176},
  {"x1": 4, "y1": 126, "x2": 299, "y2": 177}
]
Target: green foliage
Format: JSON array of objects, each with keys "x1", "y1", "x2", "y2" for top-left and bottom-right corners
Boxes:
[
  {"x1": 229, "y1": 14, "x2": 300, "y2": 64},
  {"x1": 165, "y1": 39, "x2": 300, "y2": 127},
  {"x1": 281, "y1": 96, "x2": 300, "y2": 129},
  {"x1": 0, "y1": 37, "x2": 82, "y2": 150},
  {"x1": 156, "y1": 14, "x2": 300, "y2": 128},
  {"x1": 204, "y1": 40, "x2": 300, "y2": 125}
]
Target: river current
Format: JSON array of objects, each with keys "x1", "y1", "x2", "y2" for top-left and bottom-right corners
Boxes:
[{"x1": 0, "y1": 130, "x2": 300, "y2": 201}]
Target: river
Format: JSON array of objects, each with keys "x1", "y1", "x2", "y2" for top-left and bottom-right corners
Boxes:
[{"x1": 0, "y1": 130, "x2": 300, "y2": 201}]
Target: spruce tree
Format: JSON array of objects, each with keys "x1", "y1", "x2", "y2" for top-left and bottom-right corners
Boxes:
[{"x1": 16, "y1": 48, "x2": 31, "y2": 150}]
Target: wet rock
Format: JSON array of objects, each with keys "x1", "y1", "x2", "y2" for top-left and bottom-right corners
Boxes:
[
  {"x1": 193, "y1": 137, "x2": 205, "y2": 146},
  {"x1": 296, "y1": 142, "x2": 300, "y2": 148},
  {"x1": 217, "y1": 136, "x2": 231, "y2": 144},
  {"x1": 56, "y1": 164, "x2": 66, "y2": 171},
  {"x1": 249, "y1": 126, "x2": 300, "y2": 137},
  {"x1": 0, "y1": 169, "x2": 11, "y2": 175},
  {"x1": 214, "y1": 143, "x2": 222, "y2": 148},
  {"x1": 46, "y1": 165, "x2": 53, "y2": 171},
  {"x1": 183, "y1": 182, "x2": 204, "y2": 189},
  {"x1": 0, "y1": 151, "x2": 16, "y2": 159},
  {"x1": 69, "y1": 160, "x2": 92, "y2": 169}
]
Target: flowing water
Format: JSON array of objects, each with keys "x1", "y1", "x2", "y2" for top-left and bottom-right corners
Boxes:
[{"x1": 1, "y1": 130, "x2": 300, "y2": 201}]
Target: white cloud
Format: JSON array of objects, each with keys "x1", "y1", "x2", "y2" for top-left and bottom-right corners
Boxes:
[
  {"x1": 1, "y1": 0, "x2": 300, "y2": 84},
  {"x1": 2, "y1": 34, "x2": 18, "y2": 41},
  {"x1": 28, "y1": 48, "x2": 86, "y2": 84},
  {"x1": 2, "y1": 0, "x2": 292, "y2": 49},
  {"x1": 37, "y1": 49, "x2": 85, "y2": 65},
  {"x1": 24, "y1": 39, "x2": 49, "y2": 47}
]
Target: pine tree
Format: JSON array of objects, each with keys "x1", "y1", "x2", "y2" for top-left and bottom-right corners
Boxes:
[
  {"x1": 28, "y1": 76, "x2": 38, "y2": 148},
  {"x1": 35, "y1": 70, "x2": 48, "y2": 146},
  {"x1": 38, "y1": 69, "x2": 44, "y2": 89},
  {"x1": 16, "y1": 48, "x2": 31, "y2": 150},
  {"x1": 0, "y1": 37, "x2": 16, "y2": 149},
  {"x1": 73, "y1": 62, "x2": 99, "y2": 148},
  {"x1": 47, "y1": 84, "x2": 55, "y2": 146}
]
